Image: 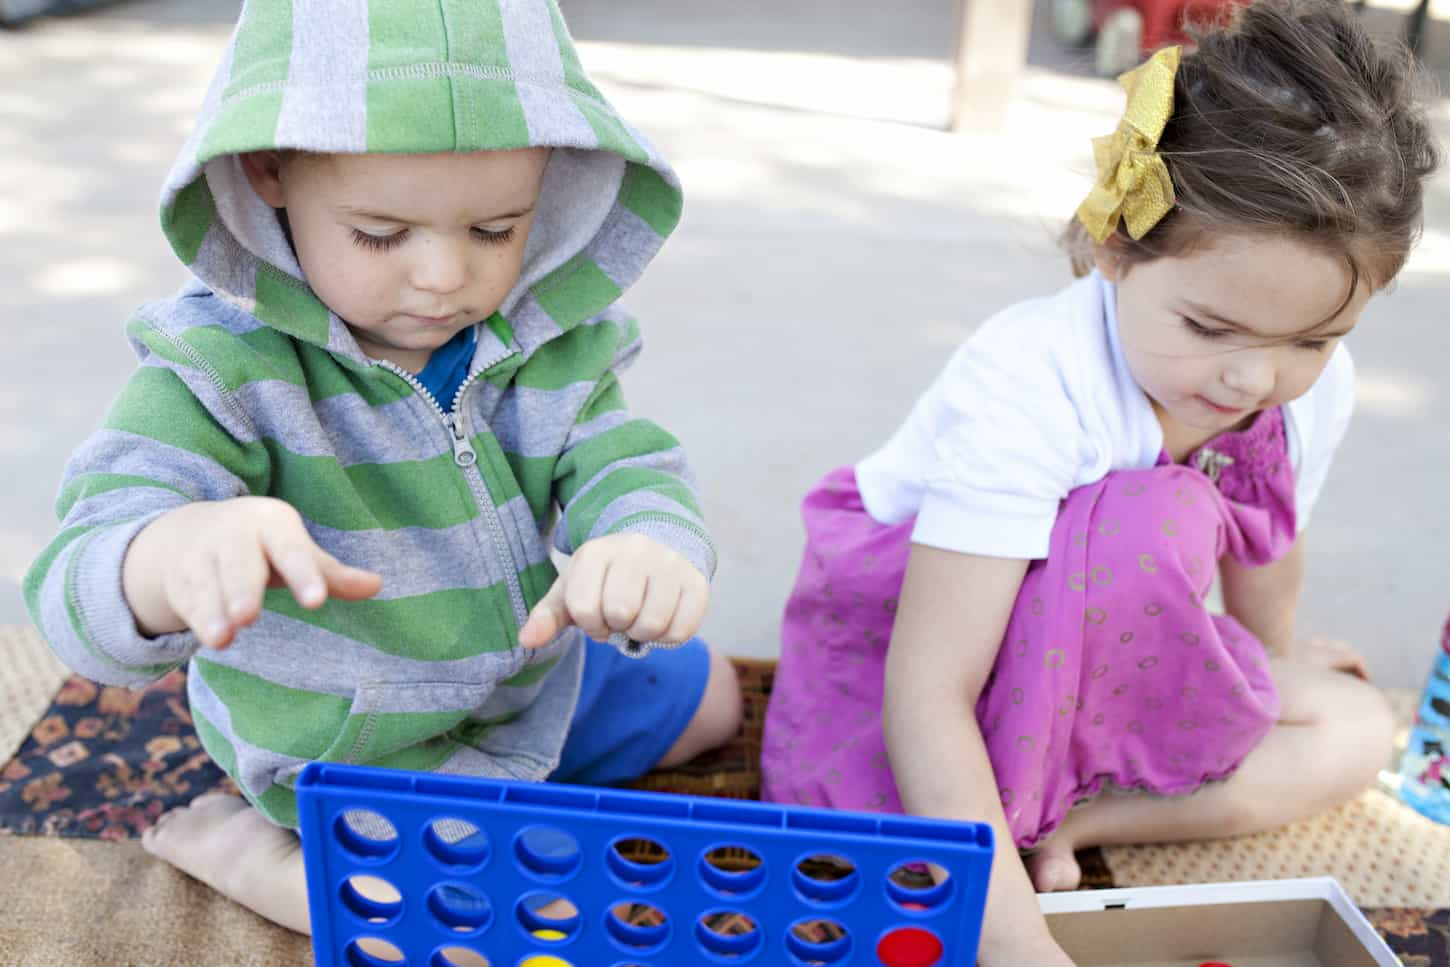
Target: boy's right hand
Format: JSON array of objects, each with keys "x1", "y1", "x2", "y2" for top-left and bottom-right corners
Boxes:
[{"x1": 122, "y1": 497, "x2": 382, "y2": 650}]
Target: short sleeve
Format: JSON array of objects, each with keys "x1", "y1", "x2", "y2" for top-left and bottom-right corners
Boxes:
[
  {"x1": 911, "y1": 314, "x2": 1092, "y2": 560},
  {"x1": 1290, "y1": 343, "x2": 1354, "y2": 530}
]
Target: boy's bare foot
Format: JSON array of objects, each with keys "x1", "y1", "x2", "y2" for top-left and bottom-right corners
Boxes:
[
  {"x1": 1025, "y1": 834, "x2": 1082, "y2": 893},
  {"x1": 142, "y1": 793, "x2": 312, "y2": 934}
]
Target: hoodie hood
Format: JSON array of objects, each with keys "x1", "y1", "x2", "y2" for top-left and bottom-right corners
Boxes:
[{"x1": 159, "y1": 0, "x2": 682, "y2": 362}]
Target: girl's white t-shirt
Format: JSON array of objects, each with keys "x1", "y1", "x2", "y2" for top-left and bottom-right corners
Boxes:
[{"x1": 854, "y1": 271, "x2": 1355, "y2": 560}]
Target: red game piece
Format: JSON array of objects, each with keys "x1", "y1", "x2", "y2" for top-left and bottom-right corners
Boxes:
[{"x1": 877, "y1": 926, "x2": 945, "y2": 967}]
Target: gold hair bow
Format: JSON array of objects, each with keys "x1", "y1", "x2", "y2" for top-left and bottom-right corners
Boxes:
[{"x1": 1077, "y1": 45, "x2": 1181, "y2": 243}]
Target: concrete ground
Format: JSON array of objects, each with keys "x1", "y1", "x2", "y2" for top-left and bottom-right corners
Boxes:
[{"x1": 1, "y1": 0, "x2": 1447, "y2": 688}]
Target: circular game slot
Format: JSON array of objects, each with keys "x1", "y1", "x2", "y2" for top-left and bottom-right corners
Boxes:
[
  {"x1": 518, "y1": 958, "x2": 576, "y2": 967},
  {"x1": 606, "y1": 836, "x2": 674, "y2": 888},
  {"x1": 431, "y1": 948, "x2": 491, "y2": 967},
  {"x1": 698, "y1": 844, "x2": 766, "y2": 897},
  {"x1": 696, "y1": 910, "x2": 762, "y2": 959},
  {"x1": 335, "y1": 808, "x2": 401, "y2": 861},
  {"x1": 515, "y1": 892, "x2": 581, "y2": 942},
  {"x1": 427, "y1": 882, "x2": 493, "y2": 933},
  {"x1": 884, "y1": 860, "x2": 953, "y2": 911},
  {"x1": 345, "y1": 936, "x2": 406, "y2": 967},
  {"x1": 605, "y1": 901, "x2": 670, "y2": 951},
  {"x1": 785, "y1": 917, "x2": 851, "y2": 964},
  {"x1": 514, "y1": 826, "x2": 582, "y2": 879},
  {"x1": 791, "y1": 853, "x2": 860, "y2": 904},
  {"x1": 875, "y1": 926, "x2": 944, "y2": 967},
  {"x1": 425, "y1": 817, "x2": 489, "y2": 869},
  {"x1": 340, "y1": 874, "x2": 403, "y2": 925}
]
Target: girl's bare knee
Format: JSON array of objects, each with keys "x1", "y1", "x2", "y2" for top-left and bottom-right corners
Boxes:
[
  {"x1": 1298, "y1": 676, "x2": 1395, "y2": 804},
  {"x1": 1345, "y1": 681, "x2": 1396, "y2": 779}
]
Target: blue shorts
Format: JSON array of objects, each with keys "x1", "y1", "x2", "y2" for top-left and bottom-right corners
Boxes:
[{"x1": 549, "y1": 635, "x2": 711, "y2": 786}]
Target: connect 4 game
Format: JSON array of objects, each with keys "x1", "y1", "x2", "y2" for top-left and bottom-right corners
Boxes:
[{"x1": 297, "y1": 762, "x2": 994, "y2": 966}]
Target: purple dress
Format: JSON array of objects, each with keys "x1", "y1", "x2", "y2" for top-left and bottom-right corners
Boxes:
[{"x1": 761, "y1": 408, "x2": 1295, "y2": 848}]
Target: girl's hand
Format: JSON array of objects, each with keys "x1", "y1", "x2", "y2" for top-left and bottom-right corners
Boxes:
[
  {"x1": 1296, "y1": 635, "x2": 1372, "y2": 681},
  {"x1": 122, "y1": 497, "x2": 383, "y2": 649},
  {"x1": 883, "y1": 546, "x2": 1073, "y2": 965},
  {"x1": 518, "y1": 534, "x2": 708, "y2": 649},
  {"x1": 979, "y1": 929, "x2": 1078, "y2": 967}
]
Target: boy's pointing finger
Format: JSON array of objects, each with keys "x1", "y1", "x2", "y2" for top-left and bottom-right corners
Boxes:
[{"x1": 518, "y1": 575, "x2": 570, "y2": 649}]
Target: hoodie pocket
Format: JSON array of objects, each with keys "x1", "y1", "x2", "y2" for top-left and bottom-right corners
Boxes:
[{"x1": 317, "y1": 680, "x2": 494, "y2": 766}]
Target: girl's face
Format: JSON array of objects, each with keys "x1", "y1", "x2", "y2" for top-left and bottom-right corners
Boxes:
[
  {"x1": 243, "y1": 148, "x2": 550, "y2": 373},
  {"x1": 1102, "y1": 232, "x2": 1372, "y2": 450}
]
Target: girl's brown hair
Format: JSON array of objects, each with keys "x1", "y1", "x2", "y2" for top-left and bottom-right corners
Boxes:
[{"x1": 1067, "y1": 0, "x2": 1440, "y2": 293}]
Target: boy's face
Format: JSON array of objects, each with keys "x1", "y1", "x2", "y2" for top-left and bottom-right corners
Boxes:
[
  {"x1": 243, "y1": 148, "x2": 550, "y2": 373},
  {"x1": 1101, "y1": 232, "x2": 1368, "y2": 449}
]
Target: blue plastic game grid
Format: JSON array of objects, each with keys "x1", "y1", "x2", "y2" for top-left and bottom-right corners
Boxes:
[{"x1": 297, "y1": 762, "x2": 994, "y2": 967}]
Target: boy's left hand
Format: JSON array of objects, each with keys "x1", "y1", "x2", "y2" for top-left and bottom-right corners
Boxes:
[{"x1": 518, "y1": 534, "x2": 708, "y2": 649}]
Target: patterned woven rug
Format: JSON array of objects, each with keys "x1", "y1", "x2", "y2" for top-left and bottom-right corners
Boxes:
[
  {"x1": 0, "y1": 624, "x2": 69, "y2": 763},
  {"x1": 0, "y1": 625, "x2": 1445, "y2": 964}
]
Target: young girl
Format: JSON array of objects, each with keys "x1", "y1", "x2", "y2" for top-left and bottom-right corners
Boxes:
[{"x1": 761, "y1": 2, "x2": 1438, "y2": 963}]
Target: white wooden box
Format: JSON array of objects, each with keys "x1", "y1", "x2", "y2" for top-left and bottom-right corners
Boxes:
[{"x1": 1039, "y1": 877, "x2": 1399, "y2": 966}]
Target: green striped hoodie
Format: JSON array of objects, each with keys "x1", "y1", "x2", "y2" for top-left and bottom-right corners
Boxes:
[{"x1": 23, "y1": 0, "x2": 713, "y2": 828}]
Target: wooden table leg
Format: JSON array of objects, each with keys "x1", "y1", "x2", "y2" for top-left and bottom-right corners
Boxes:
[
  {"x1": 951, "y1": 0, "x2": 1036, "y2": 130},
  {"x1": 1406, "y1": 0, "x2": 1431, "y2": 53}
]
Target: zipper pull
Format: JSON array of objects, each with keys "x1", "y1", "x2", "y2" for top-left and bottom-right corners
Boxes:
[{"x1": 446, "y1": 413, "x2": 477, "y2": 468}]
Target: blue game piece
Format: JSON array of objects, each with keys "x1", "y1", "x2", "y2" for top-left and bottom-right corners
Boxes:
[{"x1": 297, "y1": 763, "x2": 994, "y2": 966}]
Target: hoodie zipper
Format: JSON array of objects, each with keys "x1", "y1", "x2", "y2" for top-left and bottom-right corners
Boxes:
[{"x1": 378, "y1": 360, "x2": 532, "y2": 632}]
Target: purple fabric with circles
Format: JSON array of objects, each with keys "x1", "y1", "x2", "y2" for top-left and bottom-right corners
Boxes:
[{"x1": 761, "y1": 409, "x2": 1296, "y2": 848}]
